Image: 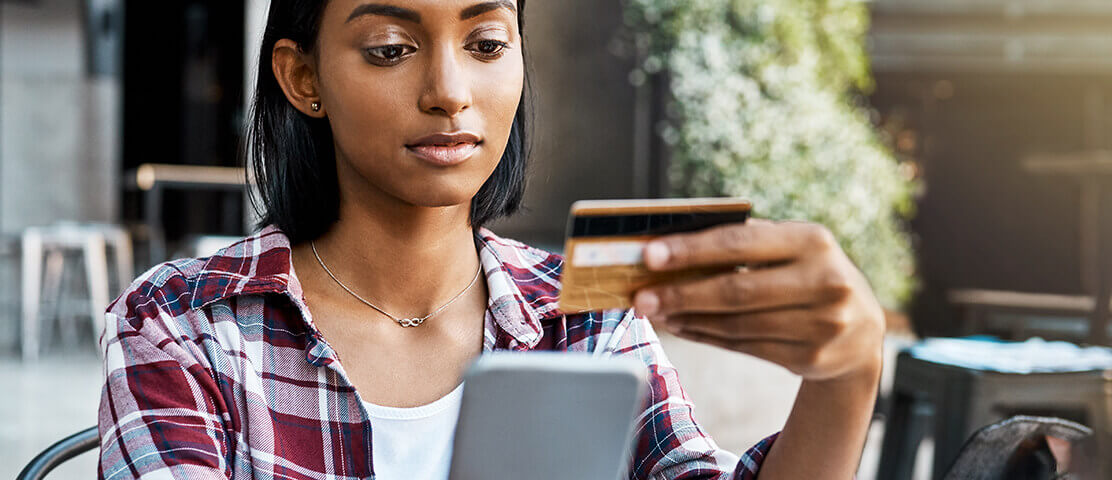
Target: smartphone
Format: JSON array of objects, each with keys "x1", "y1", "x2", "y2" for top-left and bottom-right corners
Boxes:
[
  {"x1": 448, "y1": 353, "x2": 647, "y2": 480},
  {"x1": 557, "y1": 197, "x2": 752, "y2": 313}
]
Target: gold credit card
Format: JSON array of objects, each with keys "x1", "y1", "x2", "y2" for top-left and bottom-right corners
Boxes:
[{"x1": 557, "y1": 198, "x2": 752, "y2": 314}]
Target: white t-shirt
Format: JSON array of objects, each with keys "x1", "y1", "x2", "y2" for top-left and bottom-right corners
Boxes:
[{"x1": 361, "y1": 383, "x2": 465, "y2": 480}]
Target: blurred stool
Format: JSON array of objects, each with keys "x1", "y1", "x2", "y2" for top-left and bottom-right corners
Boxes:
[
  {"x1": 877, "y1": 338, "x2": 1112, "y2": 479},
  {"x1": 21, "y1": 223, "x2": 133, "y2": 361}
]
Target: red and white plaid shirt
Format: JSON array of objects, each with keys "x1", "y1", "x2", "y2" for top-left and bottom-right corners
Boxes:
[{"x1": 98, "y1": 226, "x2": 777, "y2": 479}]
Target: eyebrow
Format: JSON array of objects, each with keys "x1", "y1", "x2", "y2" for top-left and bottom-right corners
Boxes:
[
  {"x1": 346, "y1": 4, "x2": 421, "y2": 24},
  {"x1": 460, "y1": 1, "x2": 517, "y2": 20},
  {"x1": 346, "y1": 2, "x2": 517, "y2": 24}
]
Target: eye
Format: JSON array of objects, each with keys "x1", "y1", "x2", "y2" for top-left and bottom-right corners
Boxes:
[
  {"x1": 468, "y1": 39, "x2": 509, "y2": 59},
  {"x1": 364, "y1": 44, "x2": 417, "y2": 65}
]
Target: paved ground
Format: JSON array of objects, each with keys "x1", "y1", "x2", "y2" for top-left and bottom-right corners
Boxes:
[
  {"x1": 2, "y1": 351, "x2": 102, "y2": 479},
  {"x1": 1, "y1": 334, "x2": 930, "y2": 479}
]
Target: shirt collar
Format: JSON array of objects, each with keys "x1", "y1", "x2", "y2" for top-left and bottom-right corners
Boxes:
[{"x1": 189, "y1": 225, "x2": 565, "y2": 350}]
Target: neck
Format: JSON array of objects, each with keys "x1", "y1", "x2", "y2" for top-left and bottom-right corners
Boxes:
[{"x1": 308, "y1": 189, "x2": 484, "y2": 320}]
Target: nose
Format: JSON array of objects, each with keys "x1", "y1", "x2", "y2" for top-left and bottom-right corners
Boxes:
[{"x1": 418, "y1": 47, "x2": 472, "y2": 118}]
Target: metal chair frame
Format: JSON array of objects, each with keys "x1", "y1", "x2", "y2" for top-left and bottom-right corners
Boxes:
[{"x1": 17, "y1": 426, "x2": 99, "y2": 480}]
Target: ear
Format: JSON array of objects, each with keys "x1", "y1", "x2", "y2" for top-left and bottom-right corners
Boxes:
[{"x1": 272, "y1": 39, "x2": 327, "y2": 118}]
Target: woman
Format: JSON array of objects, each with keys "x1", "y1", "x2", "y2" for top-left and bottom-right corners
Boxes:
[{"x1": 98, "y1": 1, "x2": 885, "y2": 478}]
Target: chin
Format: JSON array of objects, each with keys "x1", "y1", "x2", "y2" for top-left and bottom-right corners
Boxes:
[{"x1": 398, "y1": 183, "x2": 482, "y2": 209}]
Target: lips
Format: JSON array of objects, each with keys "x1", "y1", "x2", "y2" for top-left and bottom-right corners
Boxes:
[{"x1": 406, "y1": 132, "x2": 483, "y2": 166}]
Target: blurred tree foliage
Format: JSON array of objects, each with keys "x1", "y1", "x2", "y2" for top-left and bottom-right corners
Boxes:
[{"x1": 623, "y1": 0, "x2": 918, "y2": 309}]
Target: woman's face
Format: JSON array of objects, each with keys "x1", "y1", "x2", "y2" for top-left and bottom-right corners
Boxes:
[{"x1": 312, "y1": 0, "x2": 524, "y2": 210}]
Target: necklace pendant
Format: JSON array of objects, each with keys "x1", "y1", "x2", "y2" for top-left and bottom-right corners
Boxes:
[{"x1": 399, "y1": 318, "x2": 423, "y2": 328}]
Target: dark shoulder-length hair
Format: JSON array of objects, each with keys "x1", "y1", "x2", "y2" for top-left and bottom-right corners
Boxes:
[{"x1": 245, "y1": 0, "x2": 531, "y2": 244}]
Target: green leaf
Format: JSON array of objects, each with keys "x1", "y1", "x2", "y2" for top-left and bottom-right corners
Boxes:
[{"x1": 624, "y1": 0, "x2": 919, "y2": 309}]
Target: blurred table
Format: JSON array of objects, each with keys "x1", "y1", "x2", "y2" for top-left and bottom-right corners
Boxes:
[
  {"x1": 125, "y1": 164, "x2": 249, "y2": 265},
  {"x1": 948, "y1": 289, "x2": 1104, "y2": 341},
  {"x1": 1025, "y1": 151, "x2": 1112, "y2": 345}
]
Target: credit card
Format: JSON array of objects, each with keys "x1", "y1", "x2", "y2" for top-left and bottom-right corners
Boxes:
[{"x1": 557, "y1": 198, "x2": 752, "y2": 314}]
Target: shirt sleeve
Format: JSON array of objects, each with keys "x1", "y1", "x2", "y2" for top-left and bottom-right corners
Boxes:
[
  {"x1": 98, "y1": 282, "x2": 231, "y2": 479},
  {"x1": 600, "y1": 309, "x2": 779, "y2": 479}
]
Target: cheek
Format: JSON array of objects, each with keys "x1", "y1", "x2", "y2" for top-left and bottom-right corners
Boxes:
[
  {"x1": 318, "y1": 58, "x2": 413, "y2": 159},
  {"x1": 474, "y1": 54, "x2": 525, "y2": 154},
  {"x1": 484, "y1": 56, "x2": 525, "y2": 120}
]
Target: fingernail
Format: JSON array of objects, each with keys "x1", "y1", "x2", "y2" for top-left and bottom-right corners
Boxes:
[
  {"x1": 634, "y1": 291, "x2": 659, "y2": 316},
  {"x1": 644, "y1": 242, "x2": 670, "y2": 269}
]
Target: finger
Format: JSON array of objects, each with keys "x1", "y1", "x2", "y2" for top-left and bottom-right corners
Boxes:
[
  {"x1": 667, "y1": 307, "x2": 846, "y2": 343},
  {"x1": 634, "y1": 263, "x2": 850, "y2": 315},
  {"x1": 643, "y1": 219, "x2": 837, "y2": 272}
]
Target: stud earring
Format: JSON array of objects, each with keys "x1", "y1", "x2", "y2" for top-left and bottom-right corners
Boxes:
[{"x1": 311, "y1": 101, "x2": 322, "y2": 112}]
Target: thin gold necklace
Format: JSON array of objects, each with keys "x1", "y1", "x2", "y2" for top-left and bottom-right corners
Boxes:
[{"x1": 311, "y1": 241, "x2": 483, "y2": 328}]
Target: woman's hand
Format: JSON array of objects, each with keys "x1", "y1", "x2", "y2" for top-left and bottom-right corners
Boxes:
[{"x1": 632, "y1": 218, "x2": 885, "y2": 382}]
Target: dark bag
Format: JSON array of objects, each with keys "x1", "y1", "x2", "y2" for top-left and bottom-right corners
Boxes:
[{"x1": 943, "y1": 416, "x2": 1099, "y2": 480}]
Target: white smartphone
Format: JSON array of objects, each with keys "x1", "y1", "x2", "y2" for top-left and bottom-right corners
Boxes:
[{"x1": 448, "y1": 352, "x2": 648, "y2": 480}]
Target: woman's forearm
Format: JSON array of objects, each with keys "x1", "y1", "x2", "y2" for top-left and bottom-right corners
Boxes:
[{"x1": 757, "y1": 357, "x2": 882, "y2": 479}]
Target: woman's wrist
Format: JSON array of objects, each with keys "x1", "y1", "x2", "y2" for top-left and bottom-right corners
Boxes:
[
  {"x1": 758, "y1": 351, "x2": 882, "y2": 479},
  {"x1": 807, "y1": 349, "x2": 883, "y2": 391}
]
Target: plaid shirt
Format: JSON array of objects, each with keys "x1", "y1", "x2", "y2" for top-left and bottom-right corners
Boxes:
[{"x1": 98, "y1": 226, "x2": 777, "y2": 479}]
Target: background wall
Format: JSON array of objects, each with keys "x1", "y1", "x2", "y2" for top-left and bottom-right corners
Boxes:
[
  {"x1": 0, "y1": 0, "x2": 120, "y2": 235},
  {"x1": 869, "y1": 1, "x2": 1112, "y2": 336}
]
